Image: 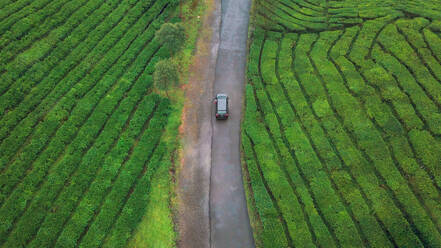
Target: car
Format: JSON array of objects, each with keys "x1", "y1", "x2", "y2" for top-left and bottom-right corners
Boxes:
[{"x1": 214, "y1": 93, "x2": 229, "y2": 120}]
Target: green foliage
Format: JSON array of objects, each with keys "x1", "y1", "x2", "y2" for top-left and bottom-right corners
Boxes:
[
  {"x1": 125, "y1": 150, "x2": 176, "y2": 248},
  {"x1": 244, "y1": 0, "x2": 441, "y2": 246},
  {"x1": 0, "y1": 0, "x2": 178, "y2": 246},
  {"x1": 153, "y1": 59, "x2": 180, "y2": 94},
  {"x1": 155, "y1": 22, "x2": 186, "y2": 54}
]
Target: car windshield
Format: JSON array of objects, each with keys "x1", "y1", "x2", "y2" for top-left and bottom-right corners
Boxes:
[{"x1": 217, "y1": 97, "x2": 227, "y2": 113}]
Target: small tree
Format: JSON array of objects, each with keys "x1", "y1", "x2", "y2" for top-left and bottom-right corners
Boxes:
[
  {"x1": 155, "y1": 23, "x2": 186, "y2": 55},
  {"x1": 153, "y1": 59, "x2": 179, "y2": 97}
]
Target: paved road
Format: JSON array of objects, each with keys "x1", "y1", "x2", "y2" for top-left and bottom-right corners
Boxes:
[
  {"x1": 210, "y1": 0, "x2": 254, "y2": 247},
  {"x1": 178, "y1": 0, "x2": 253, "y2": 246}
]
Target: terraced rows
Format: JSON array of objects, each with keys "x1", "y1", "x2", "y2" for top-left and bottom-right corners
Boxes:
[
  {"x1": 243, "y1": 0, "x2": 441, "y2": 247},
  {"x1": 0, "y1": 0, "x2": 179, "y2": 247}
]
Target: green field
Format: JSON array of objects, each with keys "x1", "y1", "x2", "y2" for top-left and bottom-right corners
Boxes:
[
  {"x1": 0, "y1": 0, "x2": 190, "y2": 246},
  {"x1": 242, "y1": 0, "x2": 441, "y2": 247}
]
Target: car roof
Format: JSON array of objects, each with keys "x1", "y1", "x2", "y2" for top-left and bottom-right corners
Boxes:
[
  {"x1": 216, "y1": 93, "x2": 228, "y2": 98},
  {"x1": 217, "y1": 97, "x2": 227, "y2": 111}
]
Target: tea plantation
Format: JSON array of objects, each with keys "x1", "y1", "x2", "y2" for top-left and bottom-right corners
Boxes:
[
  {"x1": 242, "y1": 0, "x2": 441, "y2": 247},
  {"x1": 0, "y1": 0, "x2": 182, "y2": 247}
]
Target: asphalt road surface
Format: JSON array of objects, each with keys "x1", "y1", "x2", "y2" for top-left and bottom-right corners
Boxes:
[
  {"x1": 210, "y1": 0, "x2": 254, "y2": 247},
  {"x1": 178, "y1": 0, "x2": 253, "y2": 246}
]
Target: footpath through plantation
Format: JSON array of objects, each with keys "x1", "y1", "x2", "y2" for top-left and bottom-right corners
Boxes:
[
  {"x1": 0, "y1": 0, "x2": 203, "y2": 246},
  {"x1": 242, "y1": 0, "x2": 441, "y2": 247}
]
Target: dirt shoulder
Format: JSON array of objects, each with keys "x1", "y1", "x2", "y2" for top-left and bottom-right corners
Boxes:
[{"x1": 176, "y1": 0, "x2": 220, "y2": 246}]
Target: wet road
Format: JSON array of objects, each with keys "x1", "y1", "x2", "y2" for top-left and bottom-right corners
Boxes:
[{"x1": 210, "y1": 0, "x2": 254, "y2": 247}]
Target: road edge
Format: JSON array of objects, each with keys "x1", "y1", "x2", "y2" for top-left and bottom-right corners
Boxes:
[
  {"x1": 239, "y1": 0, "x2": 263, "y2": 246},
  {"x1": 176, "y1": 0, "x2": 221, "y2": 246}
]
